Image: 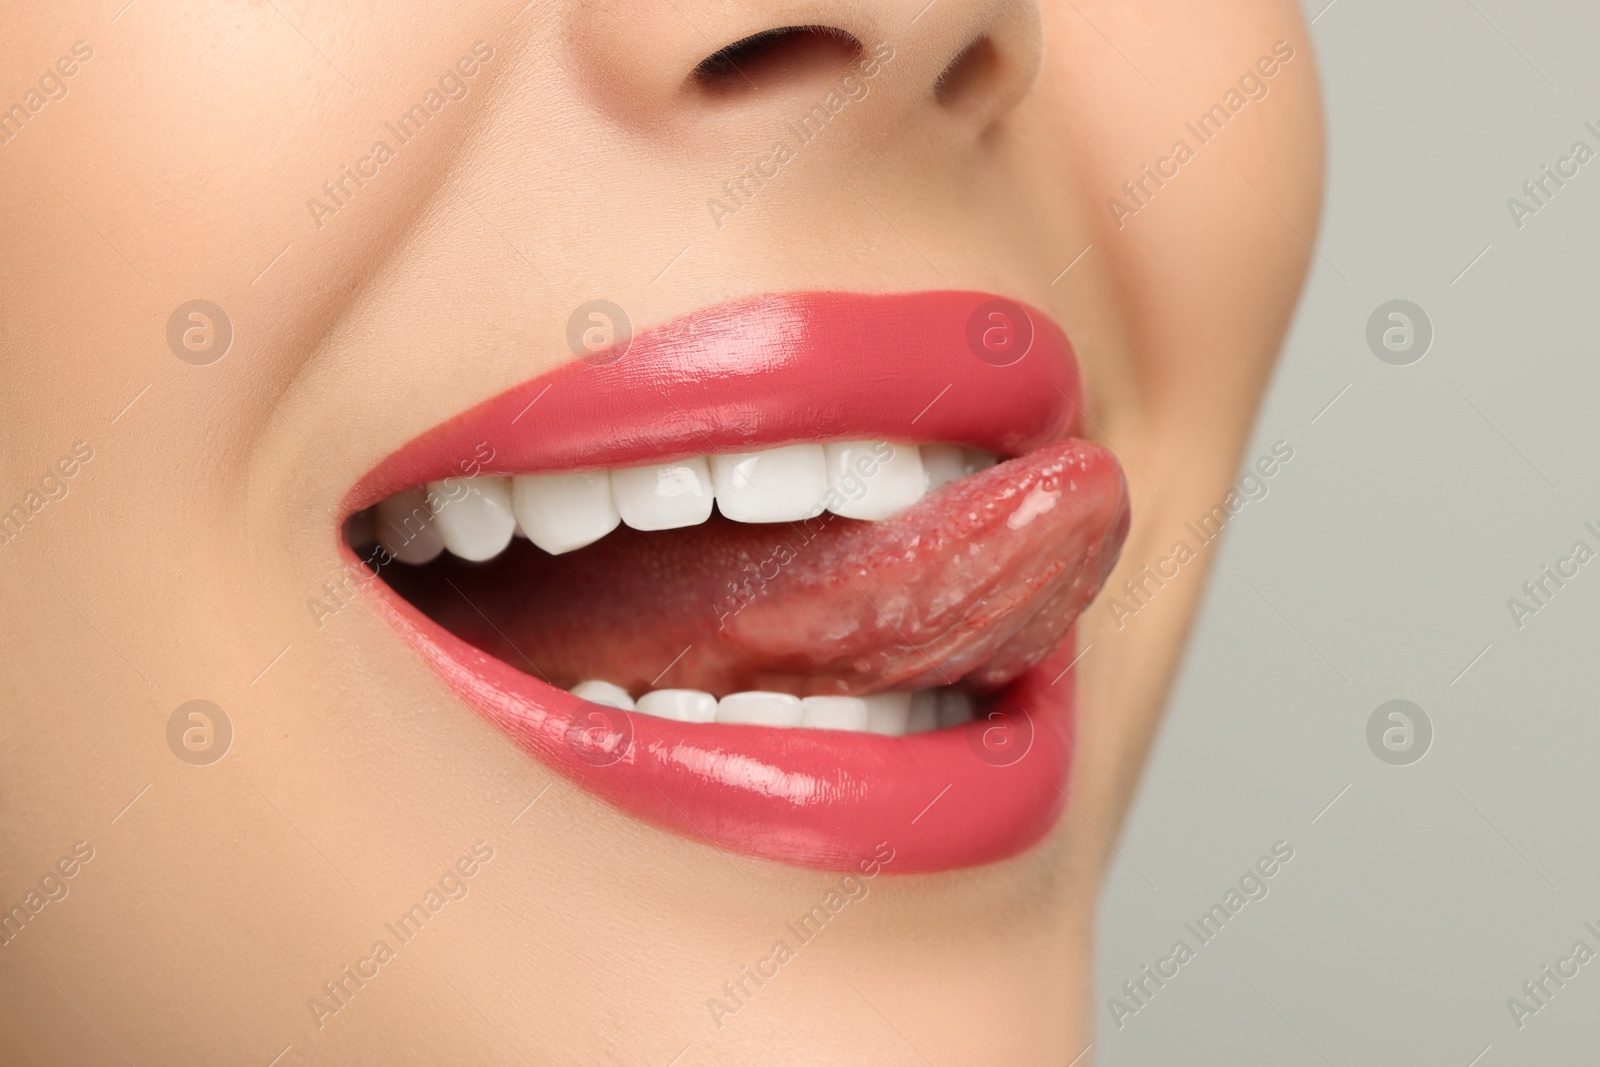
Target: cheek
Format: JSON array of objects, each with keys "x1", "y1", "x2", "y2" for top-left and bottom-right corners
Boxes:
[
  {"x1": 1030, "y1": 0, "x2": 1322, "y2": 841},
  {"x1": 1038, "y1": 0, "x2": 1321, "y2": 435}
]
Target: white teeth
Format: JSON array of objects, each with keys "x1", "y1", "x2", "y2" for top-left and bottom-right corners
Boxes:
[
  {"x1": 512, "y1": 470, "x2": 621, "y2": 555},
  {"x1": 571, "y1": 679, "x2": 635, "y2": 710},
  {"x1": 862, "y1": 692, "x2": 913, "y2": 736},
  {"x1": 800, "y1": 695, "x2": 870, "y2": 731},
  {"x1": 908, "y1": 691, "x2": 939, "y2": 734},
  {"x1": 635, "y1": 688, "x2": 718, "y2": 722},
  {"x1": 568, "y1": 682, "x2": 970, "y2": 733},
  {"x1": 716, "y1": 691, "x2": 806, "y2": 727},
  {"x1": 376, "y1": 488, "x2": 446, "y2": 565},
  {"x1": 611, "y1": 458, "x2": 715, "y2": 531},
  {"x1": 825, "y1": 441, "x2": 927, "y2": 521},
  {"x1": 371, "y1": 441, "x2": 1004, "y2": 559},
  {"x1": 711, "y1": 444, "x2": 828, "y2": 523},
  {"x1": 428, "y1": 475, "x2": 517, "y2": 562}
]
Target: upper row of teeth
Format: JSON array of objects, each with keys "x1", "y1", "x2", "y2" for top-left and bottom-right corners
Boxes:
[
  {"x1": 355, "y1": 441, "x2": 997, "y2": 564},
  {"x1": 569, "y1": 680, "x2": 977, "y2": 736}
]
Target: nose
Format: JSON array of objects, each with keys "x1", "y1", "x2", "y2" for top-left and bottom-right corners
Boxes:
[{"x1": 567, "y1": 0, "x2": 1043, "y2": 136}]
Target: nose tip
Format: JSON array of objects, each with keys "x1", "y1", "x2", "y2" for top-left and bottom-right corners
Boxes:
[{"x1": 568, "y1": 0, "x2": 1043, "y2": 134}]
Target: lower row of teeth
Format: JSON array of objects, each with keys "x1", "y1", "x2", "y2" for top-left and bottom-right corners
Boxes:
[
  {"x1": 569, "y1": 681, "x2": 977, "y2": 735},
  {"x1": 350, "y1": 441, "x2": 998, "y2": 564}
]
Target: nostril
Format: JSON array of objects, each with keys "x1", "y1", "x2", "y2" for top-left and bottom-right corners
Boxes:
[
  {"x1": 692, "y1": 25, "x2": 863, "y2": 94},
  {"x1": 934, "y1": 35, "x2": 1001, "y2": 108}
]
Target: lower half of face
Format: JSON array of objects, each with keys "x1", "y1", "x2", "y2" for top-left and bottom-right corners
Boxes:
[{"x1": 0, "y1": 0, "x2": 1319, "y2": 1061}]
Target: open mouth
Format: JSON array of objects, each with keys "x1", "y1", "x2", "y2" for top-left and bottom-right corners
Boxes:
[{"x1": 342, "y1": 291, "x2": 1129, "y2": 872}]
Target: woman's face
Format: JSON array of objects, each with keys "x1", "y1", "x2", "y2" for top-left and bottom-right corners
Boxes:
[{"x1": 3, "y1": 1, "x2": 1320, "y2": 1061}]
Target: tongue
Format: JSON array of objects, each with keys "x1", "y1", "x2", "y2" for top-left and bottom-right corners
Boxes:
[{"x1": 388, "y1": 440, "x2": 1129, "y2": 697}]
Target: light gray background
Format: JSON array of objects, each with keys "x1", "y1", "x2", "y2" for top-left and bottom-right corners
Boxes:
[{"x1": 1097, "y1": 1, "x2": 1600, "y2": 1063}]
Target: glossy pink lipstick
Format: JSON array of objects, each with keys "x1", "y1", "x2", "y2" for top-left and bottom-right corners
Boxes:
[{"x1": 345, "y1": 291, "x2": 1129, "y2": 872}]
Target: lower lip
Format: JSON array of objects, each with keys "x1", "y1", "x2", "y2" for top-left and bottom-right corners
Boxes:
[{"x1": 366, "y1": 572, "x2": 1076, "y2": 872}]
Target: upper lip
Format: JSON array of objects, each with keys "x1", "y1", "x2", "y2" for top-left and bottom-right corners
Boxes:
[
  {"x1": 344, "y1": 290, "x2": 1129, "y2": 872},
  {"x1": 343, "y1": 290, "x2": 1087, "y2": 511}
]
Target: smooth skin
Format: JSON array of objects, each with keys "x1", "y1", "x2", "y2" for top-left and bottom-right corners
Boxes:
[{"x1": 0, "y1": 1, "x2": 1320, "y2": 1063}]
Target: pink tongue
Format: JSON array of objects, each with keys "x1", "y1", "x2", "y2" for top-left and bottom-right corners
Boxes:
[{"x1": 389, "y1": 440, "x2": 1129, "y2": 697}]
